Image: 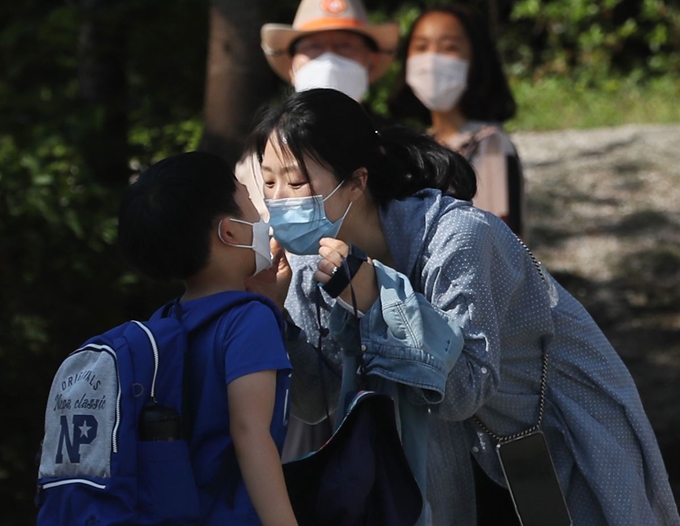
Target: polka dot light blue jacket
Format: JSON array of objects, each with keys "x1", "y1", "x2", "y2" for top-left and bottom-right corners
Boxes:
[{"x1": 284, "y1": 189, "x2": 680, "y2": 525}]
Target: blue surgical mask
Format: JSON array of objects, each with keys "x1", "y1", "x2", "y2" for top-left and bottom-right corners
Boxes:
[{"x1": 266, "y1": 181, "x2": 352, "y2": 255}]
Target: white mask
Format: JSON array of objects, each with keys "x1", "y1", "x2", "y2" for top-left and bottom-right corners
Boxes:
[
  {"x1": 406, "y1": 52, "x2": 469, "y2": 112},
  {"x1": 218, "y1": 217, "x2": 272, "y2": 276},
  {"x1": 293, "y1": 52, "x2": 369, "y2": 102}
]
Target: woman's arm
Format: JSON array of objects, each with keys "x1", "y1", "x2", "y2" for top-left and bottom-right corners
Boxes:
[
  {"x1": 419, "y1": 206, "x2": 551, "y2": 422},
  {"x1": 310, "y1": 209, "x2": 502, "y2": 421},
  {"x1": 419, "y1": 211, "x2": 503, "y2": 420},
  {"x1": 229, "y1": 370, "x2": 298, "y2": 526},
  {"x1": 314, "y1": 237, "x2": 379, "y2": 312}
]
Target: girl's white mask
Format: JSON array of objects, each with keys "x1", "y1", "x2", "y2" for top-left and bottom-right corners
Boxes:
[
  {"x1": 293, "y1": 52, "x2": 369, "y2": 102},
  {"x1": 406, "y1": 52, "x2": 469, "y2": 112},
  {"x1": 218, "y1": 217, "x2": 272, "y2": 276}
]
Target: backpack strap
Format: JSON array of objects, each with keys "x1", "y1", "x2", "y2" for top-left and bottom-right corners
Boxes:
[
  {"x1": 157, "y1": 297, "x2": 183, "y2": 321},
  {"x1": 150, "y1": 299, "x2": 195, "y2": 439},
  {"x1": 159, "y1": 296, "x2": 286, "y2": 455},
  {"x1": 130, "y1": 320, "x2": 161, "y2": 404}
]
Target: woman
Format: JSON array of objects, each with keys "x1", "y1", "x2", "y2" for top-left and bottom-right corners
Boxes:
[
  {"x1": 248, "y1": 89, "x2": 679, "y2": 526},
  {"x1": 390, "y1": 4, "x2": 525, "y2": 237}
]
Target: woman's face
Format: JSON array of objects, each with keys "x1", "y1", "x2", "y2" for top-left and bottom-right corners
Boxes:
[
  {"x1": 260, "y1": 135, "x2": 350, "y2": 222},
  {"x1": 407, "y1": 11, "x2": 472, "y2": 62}
]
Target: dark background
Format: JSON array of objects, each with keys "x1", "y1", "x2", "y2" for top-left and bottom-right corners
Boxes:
[{"x1": 1, "y1": 0, "x2": 678, "y2": 523}]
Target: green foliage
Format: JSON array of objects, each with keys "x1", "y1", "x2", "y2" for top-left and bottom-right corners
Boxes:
[
  {"x1": 506, "y1": 0, "x2": 680, "y2": 78},
  {"x1": 0, "y1": 1, "x2": 202, "y2": 522},
  {"x1": 364, "y1": 0, "x2": 680, "y2": 131},
  {"x1": 2, "y1": 0, "x2": 680, "y2": 523},
  {"x1": 507, "y1": 73, "x2": 680, "y2": 130}
]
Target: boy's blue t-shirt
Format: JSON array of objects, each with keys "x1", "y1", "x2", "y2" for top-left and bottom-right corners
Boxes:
[{"x1": 168, "y1": 291, "x2": 291, "y2": 525}]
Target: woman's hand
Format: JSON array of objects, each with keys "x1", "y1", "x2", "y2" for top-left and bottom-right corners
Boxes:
[
  {"x1": 315, "y1": 238, "x2": 379, "y2": 313},
  {"x1": 245, "y1": 239, "x2": 292, "y2": 312}
]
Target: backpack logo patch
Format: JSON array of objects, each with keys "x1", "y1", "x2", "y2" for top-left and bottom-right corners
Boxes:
[
  {"x1": 39, "y1": 347, "x2": 118, "y2": 479},
  {"x1": 56, "y1": 414, "x2": 99, "y2": 464}
]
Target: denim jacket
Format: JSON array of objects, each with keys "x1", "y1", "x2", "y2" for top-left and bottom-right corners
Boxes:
[{"x1": 328, "y1": 260, "x2": 464, "y2": 525}]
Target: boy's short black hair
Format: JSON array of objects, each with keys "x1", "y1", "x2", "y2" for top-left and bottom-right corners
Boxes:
[{"x1": 118, "y1": 151, "x2": 240, "y2": 281}]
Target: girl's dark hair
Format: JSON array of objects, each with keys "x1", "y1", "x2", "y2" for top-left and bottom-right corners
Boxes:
[
  {"x1": 118, "y1": 151, "x2": 240, "y2": 281},
  {"x1": 248, "y1": 88, "x2": 476, "y2": 205},
  {"x1": 389, "y1": 4, "x2": 516, "y2": 125}
]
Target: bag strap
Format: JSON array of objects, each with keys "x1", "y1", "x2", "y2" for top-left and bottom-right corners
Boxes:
[
  {"x1": 314, "y1": 286, "x2": 341, "y2": 436},
  {"x1": 472, "y1": 350, "x2": 548, "y2": 444},
  {"x1": 472, "y1": 238, "x2": 548, "y2": 444},
  {"x1": 313, "y1": 245, "x2": 369, "y2": 430},
  {"x1": 322, "y1": 244, "x2": 368, "y2": 298},
  {"x1": 458, "y1": 125, "x2": 501, "y2": 161}
]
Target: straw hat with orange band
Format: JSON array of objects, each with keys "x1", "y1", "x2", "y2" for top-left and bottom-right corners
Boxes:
[{"x1": 261, "y1": 0, "x2": 399, "y2": 84}]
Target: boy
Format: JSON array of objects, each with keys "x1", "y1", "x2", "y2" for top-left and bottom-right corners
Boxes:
[{"x1": 117, "y1": 151, "x2": 298, "y2": 526}]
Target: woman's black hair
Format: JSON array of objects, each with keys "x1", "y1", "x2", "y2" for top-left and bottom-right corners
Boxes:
[
  {"x1": 118, "y1": 151, "x2": 240, "y2": 281},
  {"x1": 248, "y1": 88, "x2": 476, "y2": 205},
  {"x1": 389, "y1": 4, "x2": 516, "y2": 125}
]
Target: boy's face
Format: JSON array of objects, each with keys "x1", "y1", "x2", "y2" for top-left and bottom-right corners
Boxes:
[
  {"x1": 217, "y1": 182, "x2": 266, "y2": 278},
  {"x1": 235, "y1": 181, "x2": 261, "y2": 225},
  {"x1": 228, "y1": 182, "x2": 261, "y2": 250}
]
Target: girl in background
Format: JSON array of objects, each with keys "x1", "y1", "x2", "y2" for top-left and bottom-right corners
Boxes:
[{"x1": 390, "y1": 4, "x2": 525, "y2": 238}]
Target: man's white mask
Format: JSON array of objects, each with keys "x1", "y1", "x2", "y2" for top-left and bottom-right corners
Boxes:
[{"x1": 293, "y1": 52, "x2": 369, "y2": 102}]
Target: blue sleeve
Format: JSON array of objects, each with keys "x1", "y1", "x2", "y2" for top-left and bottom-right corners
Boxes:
[
  {"x1": 223, "y1": 301, "x2": 291, "y2": 385},
  {"x1": 328, "y1": 261, "x2": 464, "y2": 405},
  {"x1": 419, "y1": 207, "x2": 548, "y2": 421},
  {"x1": 421, "y1": 209, "x2": 501, "y2": 420}
]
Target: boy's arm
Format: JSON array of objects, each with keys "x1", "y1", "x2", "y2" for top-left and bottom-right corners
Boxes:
[{"x1": 228, "y1": 370, "x2": 298, "y2": 526}]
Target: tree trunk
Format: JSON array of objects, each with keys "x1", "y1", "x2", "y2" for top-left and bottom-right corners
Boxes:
[
  {"x1": 487, "y1": 0, "x2": 499, "y2": 41},
  {"x1": 78, "y1": 0, "x2": 129, "y2": 185},
  {"x1": 200, "y1": 0, "x2": 281, "y2": 165}
]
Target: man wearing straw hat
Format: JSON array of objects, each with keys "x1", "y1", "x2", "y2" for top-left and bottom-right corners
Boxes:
[
  {"x1": 238, "y1": 0, "x2": 399, "y2": 216},
  {"x1": 261, "y1": 0, "x2": 398, "y2": 102}
]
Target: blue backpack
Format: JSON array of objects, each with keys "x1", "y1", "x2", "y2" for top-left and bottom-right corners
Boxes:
[{"x1": 36, "y1": 293, "x2": 277, "y2": 525}]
